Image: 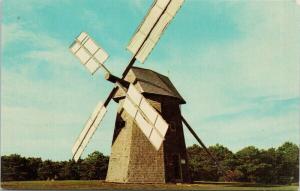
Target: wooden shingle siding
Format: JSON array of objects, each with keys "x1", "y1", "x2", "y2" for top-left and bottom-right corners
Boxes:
[{"x1": 106, "y1": 68, "x2": 191, "y2": 183}]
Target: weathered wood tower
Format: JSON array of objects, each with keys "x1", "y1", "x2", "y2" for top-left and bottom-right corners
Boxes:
[{"x1": 106, "y1": 67, "x2": 191, "y2": 183}]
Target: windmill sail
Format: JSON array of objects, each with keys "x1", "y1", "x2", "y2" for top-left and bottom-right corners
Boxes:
[
  {"x1": 70, "y1": 32, "x2": 109, "y2": 74},
  {"x1": 122, "y1": 84, "x2": 169, "y2": 150},
  {"x1": 127, "y1": 0, "x2": 185, "y2": 63},
  {"x1": 72, "y1": 101, "x2": 107, "y2": 161}
]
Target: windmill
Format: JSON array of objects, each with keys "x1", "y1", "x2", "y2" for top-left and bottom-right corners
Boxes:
[{"x1": 69, "y1": 0, "x2": 221, "y2": 183}]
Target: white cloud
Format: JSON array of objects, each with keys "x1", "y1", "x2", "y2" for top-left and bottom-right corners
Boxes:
[
  {"x1": 2, "y1": 22, "x2": 66, "y2": 49},
  {"x1": 2, "y1": 0, "x2": 71, "y2": 22},
  {"x1": 1, "y1": 23, "x2": 29, "y2": 47},
  {"x1": 81, "y1": 10, "x2": 104, "y2": 32},
  {"x1": 195, "y1": 110, "x2": 299, "y2": 152},
  {"x1": 131, "y1": 0, "x2": 148, "y2": 11}
]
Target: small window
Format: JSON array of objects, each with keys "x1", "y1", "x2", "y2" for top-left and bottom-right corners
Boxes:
[
  {"x1": 169, "y1": 121, "x2": 176, "y2": 132},
  {"x1": 180, "y1": 159, "x2": 186, "y2": 164}
]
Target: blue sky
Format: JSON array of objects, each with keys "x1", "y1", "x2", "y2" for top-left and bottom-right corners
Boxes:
[{"x1": 1, "y1": 0, "x2": 299, "y2": 161}]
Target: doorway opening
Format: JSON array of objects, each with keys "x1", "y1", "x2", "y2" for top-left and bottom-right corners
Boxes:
[{"x1": 172, "y1": 154, "x2": 182, "y2": 181}]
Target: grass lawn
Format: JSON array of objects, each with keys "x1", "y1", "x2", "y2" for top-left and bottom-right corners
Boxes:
[{"x1": 1, "y1": 180, "x2": 299, "y2": 190}]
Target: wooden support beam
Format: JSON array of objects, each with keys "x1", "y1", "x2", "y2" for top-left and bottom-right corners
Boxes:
[
  {"x1": 103, "y1": 57, "x2": 136, "y2": 107},
  {"x1": 181, "y1": 116, "x2": 221, "y2": 169},
  {"x1": 105, "y1": 73, "x2": 130, "y2": 88}
]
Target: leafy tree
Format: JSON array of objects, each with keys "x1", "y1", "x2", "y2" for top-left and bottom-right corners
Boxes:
[
  {"x1": 187, "y1": 144, "x2": 234, "y2": 181},
  {"x1": 187, "y1": 144, "x2": 212, "y2": 181},
  {"x1": 37, "y1": 160, "x2": 62, "y2": 180},
  {"x1": 80, "y1": 151, "x2": 109, "y2": 180},
  {"x1": 256, "y1": 148, "x2": 277, "y2": 183},
  {"x1": 235, "y1": 146, "x2": 262, "y2": 182},
  {"x1": 276, "y1": 142, "x2": 299, "y2": 184},
  {"x1": 62, "y1": 160, "x2": 81, "y2": 180},
  {"x1": 26, "y1": 157, "x2": 42, "y2": 180},
  {"x1": 208, "y1": 144, "x2": 236, "y2": 181},
  {"x1": 223, "y1": 169, "x2": 244, "y2": 181},
  {"x1": 1, "y1": 154, "x2": 29, "y2": 181}
]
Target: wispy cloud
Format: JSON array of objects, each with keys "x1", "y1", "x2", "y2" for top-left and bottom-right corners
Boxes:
[
  {"x1": 1, "y1": 23, "x2": 30, "y2": 47},
  {"x1": 204, "y1": 97, "x2": 300, "y2": 123},
  {"x1": 81, "y1": 9, "x2": 105, "y2": 32},
  {"x1": 130, "y1": 0, "x2": 150, "y2": 12},
  {"x1": 2, "y1": 22, "x2": 67, "y2": 49},
  {"x1": 199, "y1": 111, "x2": 299, "y2": 152},
  {"x1": 2, "y1": 0, "x2": 71, "y2": 21}
]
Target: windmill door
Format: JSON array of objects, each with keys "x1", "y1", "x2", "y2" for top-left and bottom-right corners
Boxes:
[{"x1": 172, "y1": 154, "x2": 182, "y2": 182}]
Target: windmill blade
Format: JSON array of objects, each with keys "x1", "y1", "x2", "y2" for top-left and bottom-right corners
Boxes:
[
  {"x1": 104, "y1": 0, "x2": 186, "y2": 108},
  {"x1": 122, "y1": 84, "x2": 169, "y2": 150},
  {"x1": 127, "y1": 0, "x2": 185, "y2": 63},
  {"x1": 72, "y1": 101, "x2": 107, "y2": 161},
  {"x1": 70, "y1": 32, "x2": 109, "y2": 74}
]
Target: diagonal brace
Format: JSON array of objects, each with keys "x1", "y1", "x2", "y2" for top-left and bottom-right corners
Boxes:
[{"x1": 181, "y1": 116, "x2": 224, "y2": 172}]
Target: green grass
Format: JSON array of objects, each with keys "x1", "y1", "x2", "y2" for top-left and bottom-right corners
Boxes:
[{"x1": 1, "y1": 180, "x2": 299, "y2": 190}]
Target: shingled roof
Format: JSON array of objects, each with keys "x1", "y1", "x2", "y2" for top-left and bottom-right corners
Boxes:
[{"x1": 114, "y1": 67, "x2": 186, "y2": 104}]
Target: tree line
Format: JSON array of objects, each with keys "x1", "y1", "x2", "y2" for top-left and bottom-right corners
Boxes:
[
  {"x1": 1, "y1": 151, "x2": 109, "y2": 181},
  {"x1": 187, "y1": 142, "x2": 299, "y2": 184},
  {"x1": 1, "y1": 142, "x2": 299, "y2": 184}
]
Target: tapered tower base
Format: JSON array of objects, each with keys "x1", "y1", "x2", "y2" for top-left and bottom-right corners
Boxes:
[
  {"x1": 105, "y1": 67, "x2": 191, "y2": 183},
  {"x1": 106, "y1": 102, "x2": 165, "y2": 183}
]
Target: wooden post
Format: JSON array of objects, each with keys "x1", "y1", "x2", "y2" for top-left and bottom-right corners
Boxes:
[
  {"x1": 181, "y1": 116, "x2": 220, "y2": 167},
  {"x1": 105, "y1": 73, "x2": 130, "y2": 88}
]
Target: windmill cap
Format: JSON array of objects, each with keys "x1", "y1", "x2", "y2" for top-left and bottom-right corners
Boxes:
[{"x1": 114, "y1": 67, "x2": 186, "y2": 104}]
